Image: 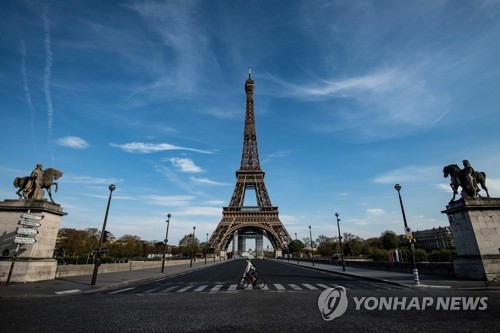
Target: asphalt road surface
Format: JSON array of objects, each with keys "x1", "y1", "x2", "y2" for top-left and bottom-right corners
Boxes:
[
  {"x1": 98, "y1": 259, "x2": 408, "y2": 295},
  {"x1": 1, "y1": 259, "x2": 498, "y2": 332}
]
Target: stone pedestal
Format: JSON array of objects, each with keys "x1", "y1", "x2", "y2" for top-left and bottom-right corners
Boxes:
[
  {"x1": 0, "y1": 199, "x2": 67, "y2": 283},
  {"x1": 442, "y1": 197, "x2": 500, "y2": 281}
]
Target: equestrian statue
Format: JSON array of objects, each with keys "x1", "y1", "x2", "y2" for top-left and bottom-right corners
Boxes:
[
  {"x1": 13, "y1": 163, "x2": 63, "y2": 203},
  {"x1": 443, "y1": 160, "x2": 489, "y2": 202}
]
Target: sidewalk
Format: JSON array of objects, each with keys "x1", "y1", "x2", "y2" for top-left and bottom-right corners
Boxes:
[
  {"x1": 1, "y1": 259, "x2": 498, "y2": 298},
  {"x1": 280, "y1": 259, "x2": 500, "y2": 290},
  {"x1": 0, "y1": 260, "x2": 225, "y2": 298}
]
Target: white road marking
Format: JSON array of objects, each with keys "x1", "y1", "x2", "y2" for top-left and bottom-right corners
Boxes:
[
  {"x1": 210, "y1": 284, "x2": 223, "y2": 292},
  {"x1": 194, "y1": 285, "x2": 209, "y2": 292},
  {"x1": 274, "y1": 283, "x2": 286, "y2": 291},
  {"x1": 302, "y1": 284, "x2": 318, "y2": 290},
  {"x1": 176, "y1": 285, "x2": 195, "y2": 292},
  {"x1": 54, "y1": 289, "x2": 82, "y2": 295}
]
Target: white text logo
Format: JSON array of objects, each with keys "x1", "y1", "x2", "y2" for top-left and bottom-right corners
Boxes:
[{"x1": 317, "y1": 286, "x2": 349, "y2": 321}]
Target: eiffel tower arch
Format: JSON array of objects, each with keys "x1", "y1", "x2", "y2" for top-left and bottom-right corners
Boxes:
[{"x1": 209, "y1": 69, "x2": 292, "y2": 257}]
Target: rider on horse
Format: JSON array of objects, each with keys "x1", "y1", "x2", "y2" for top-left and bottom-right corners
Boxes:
[{"x1": 23, "y1": 163, "x2": 45, "y2": 199}]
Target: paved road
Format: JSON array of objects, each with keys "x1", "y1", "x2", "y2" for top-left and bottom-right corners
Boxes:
[
  {"x1": 97, "y1": 259, "x2": 407, "y2": 295},
  {"x1": 1, "y1": 260, "x2": 498, "y2": 332}
]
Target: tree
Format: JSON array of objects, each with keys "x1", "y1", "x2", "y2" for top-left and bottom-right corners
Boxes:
[
  {"x1": 178, "y1": 234, "x2": 200, "y2": 257},
  {"x1": 288, "y1": 240, "x2": 305, "y2": 254},
  {"x1": 381, "y1": 231, "x2": 399, "y2": 250},
  {"x1": 316, "y1": 234, "x2": 335, "y2": 257},
  {"x1": 344, "y1": 238, "x2": 363, "y2": 256}
]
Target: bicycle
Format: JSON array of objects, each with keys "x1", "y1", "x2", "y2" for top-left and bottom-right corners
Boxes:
[{"x1": 238, "y1": 270, "x2": 266, "y2": 289}]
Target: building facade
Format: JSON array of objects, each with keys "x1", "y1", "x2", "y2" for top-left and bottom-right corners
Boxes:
[{"x1": 413, "y1": 226, "x2": 455, "y2": 250}]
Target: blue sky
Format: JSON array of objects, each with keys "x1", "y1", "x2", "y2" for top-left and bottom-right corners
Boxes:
[{"x1": 1, "y1": 0, "x2": 500, "y2": 247}]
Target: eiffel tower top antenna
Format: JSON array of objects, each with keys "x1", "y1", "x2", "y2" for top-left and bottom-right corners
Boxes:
[{"x1": 248, "y1": 66, "x2": 251, "y2": 78}]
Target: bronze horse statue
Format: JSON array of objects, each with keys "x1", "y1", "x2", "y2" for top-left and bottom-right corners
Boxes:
[
  {"x1": 13, "y1": 168, "x2": 63, "y2": 203},
  {"x1": 443, "y1": 164, "x2": 489, "y2": 202}
]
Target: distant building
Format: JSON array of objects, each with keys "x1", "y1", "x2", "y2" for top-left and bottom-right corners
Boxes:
[{"x1": 413, "y1": 226, "x2": 455, "y2": 250}]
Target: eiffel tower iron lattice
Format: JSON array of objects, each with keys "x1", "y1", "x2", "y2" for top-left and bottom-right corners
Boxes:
[{"x1": 209, "y1": 69, "x2": 292, "y2": 257}]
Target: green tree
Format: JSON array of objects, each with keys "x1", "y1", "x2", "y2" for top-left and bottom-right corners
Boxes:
[
  {"x1": 178, "y1": 233, "x2": 200, "y2": 257},
  {"x1": 344, "y1": 238, "x2": 363, "y2": 256},
  {"x1": 381, "y1": 231, "x2": 399, "y2": 250},
  {"x1": 316, "y1": 234, "x2": 335, "y2": 257},
  {"x1": 371, "y1": 249, "x2": 389, "y2": 261},
  {"x1": 288, "y1": 240, "x2": 305, "y2": 254}
]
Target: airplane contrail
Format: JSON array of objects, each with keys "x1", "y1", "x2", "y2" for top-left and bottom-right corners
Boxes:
[{"x1": 42, "y1": 4, "x2": 54, "y2": 136}]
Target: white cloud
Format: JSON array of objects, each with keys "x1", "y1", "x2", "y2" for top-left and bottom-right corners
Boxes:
[
  {"x1": 110, "y1": 142, "x2": 213, "y2": 154},
  {"x1": 55, "y1": 136, "x2": 90, "y2": 149},
  {"x1": 63, "y1": 176, "x2": 123, "y2": 184},
  {"x1": 139, "y1": 195, "x2": 195, "y2": 207},
  {"x1": 204, "y1": 200, "x2": 225, "y2": 206},
  {"x1": 172, "y1": 206, "x2": 222, "y2": 217},
  {"x1": 261, "y1": 150, "x2": 293, "y2": 164},
  {"x1": 190, "y1": 177, "x2": 229, "y2": 186},
  {"x1": 367, "y1": 208, "x2": 386, "y2": 217},
  {"x1": 168, "y1": 158, "x2": 203, "y2": 173},
  {"x1": 373, "y1": 166, "x2": 438, "y2": 184}
]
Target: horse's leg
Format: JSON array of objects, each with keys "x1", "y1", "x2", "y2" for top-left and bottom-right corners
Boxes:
[
  {"x1": 47, "y1": 186, "x2": 54, "y2": 203},
  {"x1": 54, "y1": 182, "x2": 58, "y2": 193},
  {"x1": 450, "y1": 184, "x2": 457, "y2": 202},
  {"x1": 481, "y1": 182, "x2": 490, "y2": 198},
  {"x1": 16, "y1": 188, "x2": 23, "y2": 199}
]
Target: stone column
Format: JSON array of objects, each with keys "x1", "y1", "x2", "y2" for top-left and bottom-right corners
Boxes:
[
  {"x1": 442, "y1": 197, "x2": 500, "y2": 281},
  {"x1": 0, "y1": 199, "x2": 67, "y2": 283}
]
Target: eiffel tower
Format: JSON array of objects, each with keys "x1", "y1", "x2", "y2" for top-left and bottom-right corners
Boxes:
[{"x1": 209, "y1": 69, "x2": 292, "y2": 257}]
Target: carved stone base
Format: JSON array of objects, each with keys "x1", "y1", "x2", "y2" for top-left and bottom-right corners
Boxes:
[
  {"x1": 442, "y1": 197, "x2": 500, "y2": 281},
  {"x1": 0, "y1": 199, "x2": 67, "y2": 283}
]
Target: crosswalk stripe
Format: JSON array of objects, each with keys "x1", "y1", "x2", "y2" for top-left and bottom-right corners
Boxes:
[
  {"x1": 288, "y1": 284, "x2": 303, "y2": 290},
  {"x1": 194, "y1": 285, "x2": 209, "y2": 292},
  {"x1": 316, "y1": 284, "x2": 331, "y2": 289},
  {"x1": 274, "y1": 283, "x2": 286, "y2": 291},
  {"x1": 109, "y1": 282, "x2": 358, "y2": 294},
  {"x1": 143, "y1": 287, "x2": 161, "y2": 294},
  {"x1": 177, "y1": 285, "x2": 195, "y2": 292},
  {"x1": 108, "y1": 287, "x2": 135, "y2": 294},
  {"x1": 161, "y1": 286, "x2": 180, "y2": 292},
  {"x1": 302, "y1": 284, "x2": 318, "y2": 290},
  {"x1": 210, "y1": 284, "x2": 223, "y2": 292}
]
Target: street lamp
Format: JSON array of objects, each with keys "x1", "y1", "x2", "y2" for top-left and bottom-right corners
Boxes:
[
  {"x1": 91, "y1": 184, "x2": 116, "y2": 285},
  {"x1": 161, "y1": 213, "x2": 172, "y2": 273},
  {"x1": 309, "y1": 226, "x2": 314, "y2": 267},
  {"x1": 205, "y1": 233, "x2": 208, "y2": 264},
  {"x1": 394, "y1": 184, "x2": 420, "y2": 284},
  {"x1": 190, "y1": 226, "x2": 196, "y2": 267},
  {"x1": 335, "y1": 212, "x2": 346, "y2": 271}
]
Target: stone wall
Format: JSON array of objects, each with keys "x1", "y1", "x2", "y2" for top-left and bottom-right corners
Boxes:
[{"x1": 55, "y1": 259, "x2": 192, "y2": 278}]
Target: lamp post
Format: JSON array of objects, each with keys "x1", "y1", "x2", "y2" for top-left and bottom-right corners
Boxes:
[
  {"x1": 190, "y1": 226, "x2": 196, "y2": 267},
  {"x1": 309, "y1": 226, "x2": 314, "y2": 266},
  {"x1": 91, "y1": 184, "x2": 116, "y2": 285},
  {"x1": 335, "y1": 212, "x2": 346, "y2": 271},
  {"x1": 205, "y1": 233, "x2": 208, "y2": 264},
  {"x1": 394, "y1": 184, "x2": 420, "y2": 284},
  {"x1": 161, "y1": 213, "x2": 171, "y2": 273}
]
